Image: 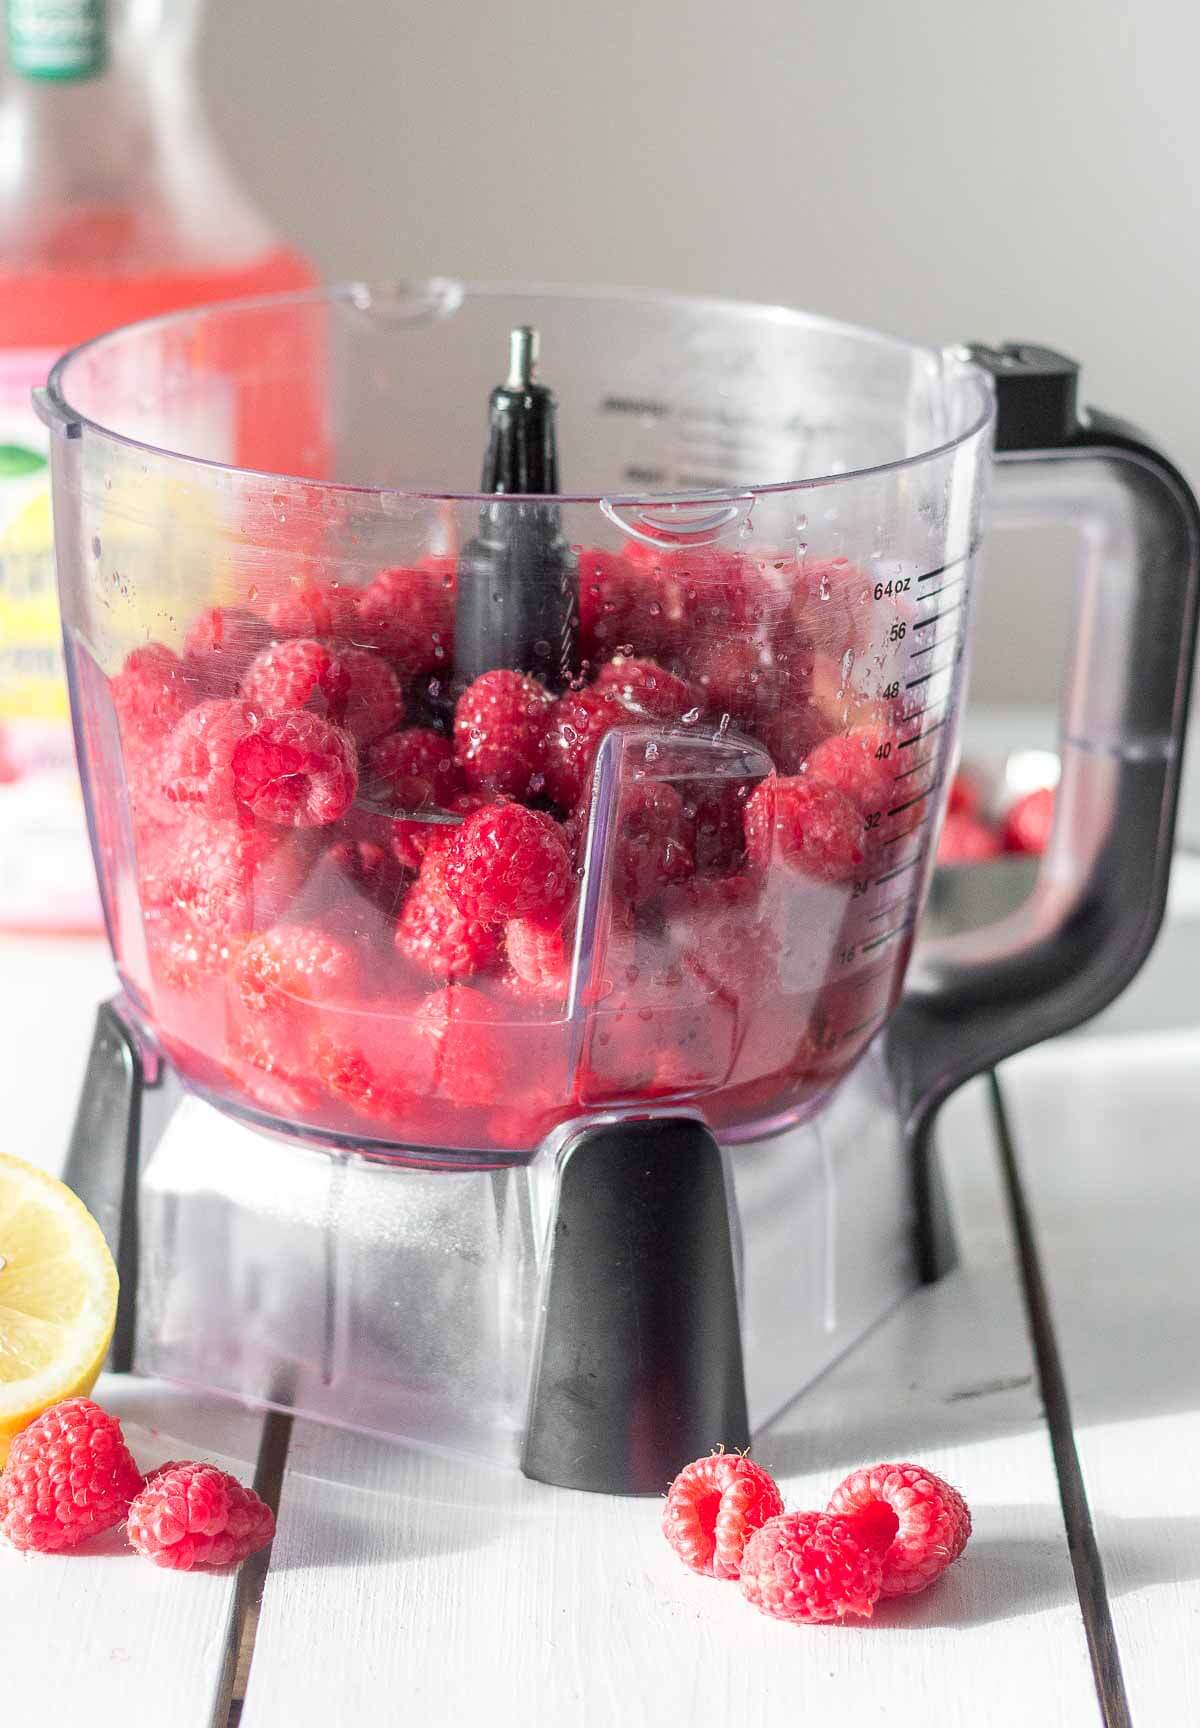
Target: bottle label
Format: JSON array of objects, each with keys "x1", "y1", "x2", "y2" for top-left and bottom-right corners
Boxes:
[
  {"x1": 6, "y1": 0, "x2": 106, "y2": 81},
  {"x1": 0, "y1": 348, "x2": 65, "y2": 726}
]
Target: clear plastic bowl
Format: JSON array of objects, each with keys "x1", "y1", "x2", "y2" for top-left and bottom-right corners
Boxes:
[{"x1": 43, "y1": 281, "x2": 993, "y2": 1160}]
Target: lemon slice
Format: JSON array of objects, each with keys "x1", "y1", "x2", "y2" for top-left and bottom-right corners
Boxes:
[{"x1": 0, "y1": 1153, "x2": 118, "y2": 1466}]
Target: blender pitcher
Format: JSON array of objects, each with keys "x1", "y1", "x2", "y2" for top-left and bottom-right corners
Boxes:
[{"x1": 40, "y1": 285, "x2": 1200, "y2": 1491}]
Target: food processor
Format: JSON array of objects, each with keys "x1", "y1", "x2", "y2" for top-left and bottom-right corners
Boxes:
[{"x1": 42, "y1": 283, "x2": 1200, "y2": 1492}]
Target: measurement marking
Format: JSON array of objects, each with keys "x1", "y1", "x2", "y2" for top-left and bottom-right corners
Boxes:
[
  {"x1": 894, "y1": 752, "x2": 936, "y2": 781},
  {"x1": 916, "y1": 543, "x2": 978, "y2": 583},
  {"x1": 918, "y1": 575, "x2": 965, "y2": 603},
  {"x1": 883, "y1": 820, "x2": 925, "y2": 848},
  {"x1": 899, "y1": 715, "x2": 949, "y2": 748},
  {"x1": 907, "y1": 630, "x2": 961, "y2": 660},
  {"x1": 862, "y1": 921, "x2": 911, "y2": 954},
  {"x1": 906, "y1": 656, "x2": 958, "y2": 689},
  {"x1": 899, "y1": 696, "x2": 945, "y2": 726},
  {"x1": 888, "y1": 784, "x2": 938, "y2": 818},
  {"x1": 915, "y1": 599, "x2": 965, "y2": 631},
  {"x1": 837, "y1": 1013, "x2": 888, "y2": 1045},
  {"x1": 875, "y1": 854, "x2": 922, "y2": 886},
  {"x1": 867, "y1": 897, "x2": 908, "y2": 923}
]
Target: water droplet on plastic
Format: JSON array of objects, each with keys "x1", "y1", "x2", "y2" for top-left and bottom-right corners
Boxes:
[
  {"x1": 681, "y1": 706, "x2": 701, "y2": 726},
  {"x1": 534, "y1": 638, "x2": 550, "y2": 657},
  {"x1": 91, "y1": 536, "x2": 101, "y2": 559},
  {"x1": 247, "y1": 585, "x2": 259, "y2": 603},
  {"x1": 841, "y1": 648, "x2": 855, "y2": 682},
  {"x1": 818, "y1": 573, "x2": 832, "y2": 601},
  {"x1": 644, "y1": 741, "x2": 660, "y2": 762},
  {"x1": 716, "y1": 713, "x2": 731, "y2": 738},
  {"x1": 794, "y1": 513, "x2": 808, "y2": 532}
]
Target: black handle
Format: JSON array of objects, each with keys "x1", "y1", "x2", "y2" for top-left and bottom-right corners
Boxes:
[{"x1": 890, "y1": 346, "x2": 1200, "y2": 1275}]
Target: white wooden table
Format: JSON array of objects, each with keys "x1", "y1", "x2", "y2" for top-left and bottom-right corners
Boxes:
[{"x1": 6, "y1": 864, "x2": 1200, "y2": 1726}]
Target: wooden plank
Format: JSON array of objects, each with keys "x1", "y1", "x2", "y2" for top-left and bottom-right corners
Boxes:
[
  {"x1": 0, "y1": 935, "x2": 266, "y2": 1728},
  {"x1": 244, "y1": 1080, "x2": 1097, "y2": 1728},
  {"x1": 999, "y1": 1029, "x2": 1200, "y2": 1727}
]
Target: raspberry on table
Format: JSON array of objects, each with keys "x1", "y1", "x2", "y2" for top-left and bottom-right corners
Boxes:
[
  {"x1": 183, "y1": 606, "x2": 271, "y2": 692},
  {"x1": 235, "y1": 924, "x2": 361, "y2": 1021},
  {"x1": 453, "y1": 669, "x2": 553, "y2": 798},
  {"x1": 366, "y1": 726, "x2": 459, "y2": 810},
  {"x1": 662, "y1": 1451, "x2": 784, "y2": 1581},
  {"x1": 240, "y1": 636, "x2": 349, "y2": 721},
  {"x1": 0, "y1": 1398, "x2": 143, "y2": 1554},
  {"x1": 806, "y1": 725, "x2": 898, "y2": 817},
  {"x1": 937, "y1": 810, "x2": 1001, "y2": 865},
  {"x1": 231, "y1": 711, "x2": 358, "y2": 827},
  {"x1": 336, "y1": 646, "x2": 405, "y2": 745},
  {"x1": 542, "y1": 686, "x2": 636, "y2": 810},
  {"x1": 394, "y1": 846, "x2": 501, "y2": 979},
  {"x1": 743, "y1": 774, "x2": 866, "y2": 883},
  {"x1": 739, "y1": 1510, "x2": 884, "y2": 1623},
  {"x1": 443, "y1": 802, "x2": 572, "y2": 923},
  {"x1": 111, "y1": 643, "x2": 192, "y2": 749},
  {"x1": 127, "y1": 1461, "x2": 275, "y2": 1571},
  {"x1": 160, "y1": 698, "x2": 258, "y2": 817},
  {"x1": 947, "y1": 769, "x2": 981, "y2": 820},
  {"x1": 827, "y1": 1461, "x2": 972, "y2": 1596},
  {"x1": 354, "y1": 563, "x2": 455, "y2": 675},
  {"x1": 1002, "y1": 786, "x2": 1055, "y2": 856},
  {"x1": 592, "y1": 655, "x2": 698, "y2": 721},
  {"x1": 266, "y1": 580, "x2": 356, "y2": 641}
]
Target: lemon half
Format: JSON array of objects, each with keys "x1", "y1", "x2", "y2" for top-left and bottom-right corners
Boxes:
[{"x1": 0, "y1": 1153, "x2": 118, "y2": 1466}]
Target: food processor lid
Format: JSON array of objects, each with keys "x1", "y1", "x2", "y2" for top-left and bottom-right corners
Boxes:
[{"x1": 39, "y1": 279, "x2": 997, "y2": 500}]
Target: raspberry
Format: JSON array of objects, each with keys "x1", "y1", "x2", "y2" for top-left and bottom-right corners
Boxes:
[
  {"x1": 453, "y1": 669, "x2": 553, "y2": 798},
  {"x1": 235, "y1": 924, "x2": 361, "y2": 1021},
  {"x1": 577, "y1": 546, "x2": 666, "y2": 660},
  {"x1": 806, "y1": 725, "x2": 897, "y2": 817},
  {"x1": 685, "y1": 636, "x2": 773, "y2": 723},
  {"x1": 111, "y1": 643, "x2": 191, "y2": 750},
  {"x1": 610, "y1": 780, "x2": 695, "y2": 906},
  {"x1": 0, "y1": 1398, "x2": 143, "y2": 1553},
  {"x1": 827, "y1": 1461, "x2": 972, "y2": 1596},
  {"x1": 231, "y1": 711, "x2": 358, "y2": 827},
  {"x1": 127, "y1": 1461, "x2": 275, "y2": 1571},
  {"x1": 390, "y1": 790, "x2": 491, "y2": 872},
  {"x1": 182, "y1": 606, "x2": 270, "y2": 692},
  {"x1": 240, "y1": 637, "x2": 348, "y2": 720},
  {"x1": 443, "y1": 802, "x2": 572, "y2": 922},
  {"x1": 1002, "y1": 786, "x2": 1055, "y2": 855},
  {"x1": 947, "y1": 769, "x2": 981, "y2": 819},
  {"x1": 394, "y1": 846, "x2": 501, "y2": 979},
  {"x1": 266, "y1": 580, "x2": 356, "y2": 642},
  {"x1": 415, "y1": 984, "x2": 512, "y2": 1107},
  {"x1": 160, "y1": 699, "x2": 258, "y2": 817},
  {"x1": 138, "y1": 812, "x2": 305, "y2": 934},
  {"x1": 504, "y1": 909, "x2": 573, "y2": 999},
  {"x1": 937, "y1": 811, "x2": 1001, "y2": 865},
  {"x1": 311, "y1": 995, "x2": 433, "y2": 1129},
  {"x1": 366, "y1": 726, "x2": 458, "y2": 809},
  {"x1": 147, "y1": 909, "x2": 244, "y2": 993},
  {"x1": 592, "y1": 655, "x2": 698, "y2": 721},
  {"x1": 336, "y1": 646, "x2": 405, "y2": 745},
  {"x1": 542, "y1": 686, "x2": 636, "y2": 810},
  {"x1": 354, "y1": 564, "x2": 454, "y2": 675},
  {"x1": 661, "y1": 1452, "x2": 784, "y2": 1581},
  {"x1": 739, "y1": 1511, "x2": 884, "y2": 1623},
  {"x1": 743, "y1": 774, "x2": 866, "y2": 883}
]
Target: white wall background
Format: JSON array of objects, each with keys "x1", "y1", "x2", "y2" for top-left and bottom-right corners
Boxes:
[{"x1": 197, "y1": 0, "x2": 1200, "y2": 704}]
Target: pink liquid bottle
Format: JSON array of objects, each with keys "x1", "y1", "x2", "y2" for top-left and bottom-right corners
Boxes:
[{"x1": 0, "y1": 0, "x2": 316, "y2": 930}]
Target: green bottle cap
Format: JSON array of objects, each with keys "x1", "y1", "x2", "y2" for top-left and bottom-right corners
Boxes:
[{"x1": 6, "y1": 0, "x2": 106, "y2": 81}]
